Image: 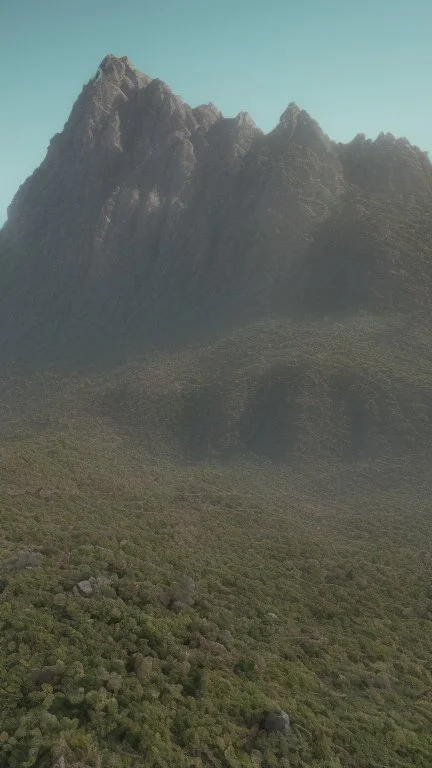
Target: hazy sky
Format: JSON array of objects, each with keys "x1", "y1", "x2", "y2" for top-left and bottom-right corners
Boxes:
[{"x1": 1, "y1": 0, "x2": 431, "y2": 223}]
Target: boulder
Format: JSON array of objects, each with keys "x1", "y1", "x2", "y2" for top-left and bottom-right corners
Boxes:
[
  {"x1": 74, "y1": 579, "x2": 94, "y2": 597},
  {"x1": 159, "y1": 576, "x2": 196, "y2": 611},
  {"x1": 263, "y1": 710, "x2": 291, "y2": 735},
  {"x1": 73, "y1": 575, "x2": 116, "y2": 598},
  {"x1": 7, "y1": 550, "x2": 42, "y2": 571}
]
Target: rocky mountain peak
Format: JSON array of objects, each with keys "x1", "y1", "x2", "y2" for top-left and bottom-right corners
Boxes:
[
  {"x1": 99, "y1": 53, "x2": 132, "y2": 75},
  {"x1": 339, "y1": 128, "x2": 432, "y2": 195},
  {"x1": 1, "y1": 55, "x2": 431, "y2": 364},
  {"x1": 276, "y1": 102, "x2": 333, "y2": 156},
  {"x1": 233, "y1": 111, "x2": 256, "y2": 129},
  {"x1": 97, "y1": 53, "x2": 126, "y2": 77},
  {"x1": 278, "y1": 101, "x2": 302, "y2": 131},
  {"x1": 95, "y1": 53, "x2": 150, "y2": 87},
  {"x1": 192, "y1": 103, "x2": 222, "y2": 130}
]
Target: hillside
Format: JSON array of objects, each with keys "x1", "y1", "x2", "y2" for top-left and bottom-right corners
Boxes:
[
  {"x1": 0, "y1": 411, "x2": 432, "y2": 768},
  {"x1": 0, "y1": 311, "x2": 431, "y2": 464}
]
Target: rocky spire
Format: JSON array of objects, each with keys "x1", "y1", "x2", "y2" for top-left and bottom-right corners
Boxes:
[{"x1": 276, "y1": 102, "x2": 333, "y2": 156}]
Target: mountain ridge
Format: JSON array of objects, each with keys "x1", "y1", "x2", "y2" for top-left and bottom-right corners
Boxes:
[{"x1": 1, "y1": 54, "x2": 432, "y2": 365}]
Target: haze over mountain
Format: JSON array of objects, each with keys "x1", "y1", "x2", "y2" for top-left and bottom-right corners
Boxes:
[{"x1": 1, "y1": 54, "x2": 431, "y2": 365}]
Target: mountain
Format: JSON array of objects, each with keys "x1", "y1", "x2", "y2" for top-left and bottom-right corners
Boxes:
[
  {"x1": 1, "y1": 57, "x2": 432, "y2": 768},
  {"x1": 0, "y1": 54, "x2": 431, "y2": 461},
  {"x1": 1, "y1": 54, "x2": 432, "y2": 363}
]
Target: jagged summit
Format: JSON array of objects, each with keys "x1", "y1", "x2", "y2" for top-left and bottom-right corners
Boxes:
[
  {"x1": 275, "y1": 101, "x2": 333, "y2": 156},
  {"x1": 94, "y1": 53, "x2": 150, "y2": 84},
  {"x1": 99, "y1": 53, "x2": 133, "y2": 72},
  {"x1": 278, "y1": 101, "x2": 302, "y2": 129},
  {"x1": 338, "y1": 125, "x2": 432, "y2": 195},
  {"x1": 0, "y1": 55, "x2": 431, "y2": 364}
]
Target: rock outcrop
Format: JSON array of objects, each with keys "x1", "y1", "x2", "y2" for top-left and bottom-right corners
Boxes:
[
  {"x1": 1, "y1": 54, "x2": 431, "y2": 364},
  {"x1": 262, "y1": 709, "x2": 291, "y2": 735}
]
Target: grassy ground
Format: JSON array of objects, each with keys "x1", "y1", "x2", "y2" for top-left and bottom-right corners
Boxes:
[
  {"x1": 0, "y1": 314, "x2": 431, "y2": 767},
  {"x1": 0, "y1": 418, "x2": 431, "y2": 767}
]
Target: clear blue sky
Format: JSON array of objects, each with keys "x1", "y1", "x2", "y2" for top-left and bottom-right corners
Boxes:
[{"x1": 1, "y1": 0, "x2": 431, "y2": 224}]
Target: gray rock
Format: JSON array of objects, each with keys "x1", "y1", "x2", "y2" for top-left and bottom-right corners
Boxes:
[
  {"x1": 263, "y1": 710, "x2": 291, "y2": 735},
  {"x1": 159, "y1": 576, "x2": 196, "y2": 611},
  {"x1": 73, "y1": 575, "x2": 116, "y2": 598},
  {"x1": 7, "y1": 550, "x2": 42, "y2": 571},
  {"x1": 75, "y1": 579, "x2": 94, "y2": 597}
]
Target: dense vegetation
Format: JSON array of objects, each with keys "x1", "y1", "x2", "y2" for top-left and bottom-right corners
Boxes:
[
  {"x1": 90, "y1": 315, "x2": 432, "y2": 462},
  {"x1": 0, "y1": 315, "x2": 431, "y2": 767}
]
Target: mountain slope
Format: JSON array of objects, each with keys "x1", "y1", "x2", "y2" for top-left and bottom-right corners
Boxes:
[
  {"x1": 1, "y1": 423, "x2": 431, "y2": 768},
  {"x1": 0, "y1": 313, "x2": 430, "y2": 463},
  {"x1": 1, "y1": 55, "x2": 432, "y2": 363}
]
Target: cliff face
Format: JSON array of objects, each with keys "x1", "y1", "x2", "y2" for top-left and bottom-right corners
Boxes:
[{"x1": 1, "y1": 55, "x2": 432, "y2": 363}]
